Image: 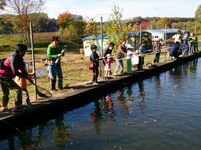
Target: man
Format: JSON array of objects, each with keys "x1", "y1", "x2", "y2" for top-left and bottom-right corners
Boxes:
[
  {"x1": 0, "y1": 44, "x2": 34, "y2": 112},
  {"x1": 168, "y1": 42, "x2": 182, "y2": 59},
  {"x1": 47, "y1": 36, "x2": 65, "y2": 91}
]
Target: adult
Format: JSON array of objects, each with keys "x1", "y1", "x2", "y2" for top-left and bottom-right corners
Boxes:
[
  {"x1": 114, "y1": 39, "x2": 127, "y2": 76},
  {"x1": 182, "y1": 31, "x2": 190, "y2": 56},
  {"x1": 172, "y1": 30, "x2": 182, "y2": 43},
  {"x1": 188, "y1": 33, "x2": 197, "y2": 54},
  {"x1": 47, "y1": 36, "x2": 65, "y2": 91},
  {"x1": 152, "y1": 39, "x2": 161, "y2": 63},
  {"x1": 103, "y1": 42, "x2": 115, "y2": 62},
  {"x1": 0, "y1": 44, "x2": 34, "y2": 112},
  {"x1": 90, "y1": 44, "x2": 100, "y2": 85},
  {"x1": 168, "y1": 42, "x2": 182, "y2": 59}
]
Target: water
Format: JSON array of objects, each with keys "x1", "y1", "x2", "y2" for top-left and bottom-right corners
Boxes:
[{"x1": 1, "y1": 59, "x2": 201, "y2": 150}]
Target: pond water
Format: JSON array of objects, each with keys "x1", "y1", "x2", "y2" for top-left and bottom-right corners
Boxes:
[{"x1": 1, "y1": 58, "x2": 201, "y2": 150}]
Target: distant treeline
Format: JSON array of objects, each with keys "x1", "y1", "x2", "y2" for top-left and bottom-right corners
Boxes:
[{"x1": 0, "y1": 13, "x2": 58, "y2": 34}]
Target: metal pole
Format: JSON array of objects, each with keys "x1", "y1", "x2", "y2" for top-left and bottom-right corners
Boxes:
[
  {"x1": 100, "y1": 16, "x2": 103, "y2": 77},
  {"x1": 139, "y1": 23, "x2": 142, "y2": 44},
  {"x1": 30, "y1": 22, "x2": 37, "y2": 100},
  {"x1": 164, "y1": 25, "x2": 167, "y2": 46}
]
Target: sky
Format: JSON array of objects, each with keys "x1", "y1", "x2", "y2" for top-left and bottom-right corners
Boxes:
[{"x1": 45, "y1": 0, "x2": 201, "y2": 21}]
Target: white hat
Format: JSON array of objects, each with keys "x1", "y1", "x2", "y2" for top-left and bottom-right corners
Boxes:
[
  {"x1": 106, "y1": 54, "x2": 111, "y2": 57},
  {"x1": 127, "y1": 45, "x2": 133, "y2": 49}
]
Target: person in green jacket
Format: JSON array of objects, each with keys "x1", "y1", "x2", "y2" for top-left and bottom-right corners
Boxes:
[{"x1": 47, "y1": 36, "x2": 66, "y2": 91}]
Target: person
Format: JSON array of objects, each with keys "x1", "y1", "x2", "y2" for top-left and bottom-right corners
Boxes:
[
  {"x1": 182, "y1": 31, "x2": 190, "y2": 56},
  {"x1": 114, "y1": 39, "x2": 127, "y2": 76},
  {"x1": 47, "y1": 36, "x2": 65, "y2": 91},
  {"x1": 0, "y1": 44, "x2": 34, "y2": 112},
  {"x1": 90, "y1": 44, "x2": 100, "y2": 85},
  {"x1": 126, "y1": 45, "x2": 133, "y2": 74},
  {"x1": 168, "y1": 42, "x2": 182, "y2": 59},
  {"x1": 139, "y1": 44, "x2": 147, "y2": 54},
  {"x1": 172, "y1": 30, "x2": 182, "y2": 43},
  {"x1": 188, "y1": 33, "x2": 197, "y2": 55},
  {"x1": 103, "y1": 42, "x2": 115, "y2": 65},
  {"x1": 15, "y1": 63, "x2": 33, "y2": 106},
  {"x1": 104, "y1": 54, "x2": 114, "y2": 79},
  {"x1": 152, "y1": 39, "x2": 161, "y2": 63}
]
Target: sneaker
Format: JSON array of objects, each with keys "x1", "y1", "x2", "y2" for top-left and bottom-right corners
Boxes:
[
  {"x1": 26, "y1": 102, "x2": 32, "y2": 106},
  {"x1": 93, "y1": 82, "x2": 99, "y2": 85},
  {"x1": 12, "y1": 106, "x2": 24, "y2": 112},
  {"x1": 0, "y1": 107, "x2": 8, "y2": 112}
]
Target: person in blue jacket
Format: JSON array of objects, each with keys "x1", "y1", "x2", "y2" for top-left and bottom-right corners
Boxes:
[{"x1": 168, "y1": 42, "x2": 182, "y2": 59}]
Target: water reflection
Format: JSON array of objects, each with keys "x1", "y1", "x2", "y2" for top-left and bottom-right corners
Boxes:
[
  {"x1": 137, "y1": 80, "x2": 146, "y2": 110},
  {"x1": 53, "y1": 115, "x2": 73, "y2": 149},
  {"x1": 4, "y1": 114, "x2": 74, "y2": 150},
  {"x1": 91, "y1": 95, "x2": 115, "y2": 134},
  {"x1": 1, "y1": 59, "x2": 201, "y2": 149}
]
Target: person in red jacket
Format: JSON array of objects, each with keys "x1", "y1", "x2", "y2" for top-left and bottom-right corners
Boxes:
[{"x1": 0, "y1": 44, "x2": 34, "y2": 112}]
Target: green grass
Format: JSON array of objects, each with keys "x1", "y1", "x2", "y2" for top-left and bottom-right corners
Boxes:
[{"x1": 0, "y1": 33, "x2": 201, "y2": 108}]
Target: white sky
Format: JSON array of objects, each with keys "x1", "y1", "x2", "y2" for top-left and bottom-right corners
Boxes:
[{"x1": 44, "y1": 0, "x2": 201, "y2": 21}]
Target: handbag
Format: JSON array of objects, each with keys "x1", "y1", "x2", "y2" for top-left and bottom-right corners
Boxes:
[{"x1": 88, "y1": 63, "x2": 94, "y2": 70}]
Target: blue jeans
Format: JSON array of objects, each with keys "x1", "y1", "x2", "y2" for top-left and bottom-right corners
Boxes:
[
  {"x1": 48, "y1": 63, "x2": 63, "y2": 89},
  {"x1": 114, "y1": 59, "x2": 124, "y2": 75},
  {"x1": 182, "y1": 44, "x2": 189, "y2": 55}
]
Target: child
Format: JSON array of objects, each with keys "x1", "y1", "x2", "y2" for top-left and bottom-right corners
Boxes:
[
  {"x1": 104, "y1": 54, "x2": 114, "y2": 79},
  {"x1": 90, "y1": 44, "x2": 100, "y2": 85},
  {"x1": 126, "y1": 46, "x2": 133, "y2": 74}
]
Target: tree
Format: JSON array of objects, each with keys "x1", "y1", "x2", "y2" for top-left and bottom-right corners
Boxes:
[
  {"x1": 195, "y1": 4, "x2": 201, "y2": 22},
  {"x1": 29, "y1": 13, "x2": 50, "y2": 32},
  {"x1": 155, "y1": 18, "x2": 170, "y2": 29},
  {"x1": 57, "y1": 11, "x2": 72, "y2": 33},
  {"x1": 84, "y1": 19, "x2": 98, "y2": 36},
  {"x1": 0, "y1": 0, "x2": 6, "y2": 10},
  {"x1": 104, "y1": 4, "x2": 132, "y2": 52},
  {"x1": 5, "y1": 0, "x2": 45, "y2": 44}
]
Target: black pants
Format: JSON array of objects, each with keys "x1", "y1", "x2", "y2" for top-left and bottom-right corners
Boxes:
[{"x1": 92, "y1": 67, "x2": 99, "y2": 83}]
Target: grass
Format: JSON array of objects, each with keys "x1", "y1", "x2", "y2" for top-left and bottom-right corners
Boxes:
[{"x1": 0, "y1": 33, "x2": 201, "y2": 109}]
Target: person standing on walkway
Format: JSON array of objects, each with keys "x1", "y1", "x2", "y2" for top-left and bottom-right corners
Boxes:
[
  {"x1": 188, "y1": 33, "x2": 197, "y2": 54},
  {"x1": 114, "y1": 39, "x2": 127, "y2": 76},
  {"x1": 104, "y1": 54, "x2": 114, "y2": 79},
  {"x1": 90, "y1": 44, "x2": 100, "y2": 85},
  {"x1": 47, "y1": 36, "x2": 65, "y2": 91},
  {"x1": 15, "y1": 62, "x2": 33, "y2": 106},
  {"x1": 0, "y1": 44, "x2": 34, "y2": 112},
  {"x1": 172, "y1": 30, "x2": 182, "y2": 43},
  {"x1": 103, "y1": 42, "x2": 115, "y2": 64},
  {"x1": 152, "y1": 39, "x2": 161, "y2": 63},
  {"x1": 182, "y1": 31, "x2": 190, "y2": 56}
]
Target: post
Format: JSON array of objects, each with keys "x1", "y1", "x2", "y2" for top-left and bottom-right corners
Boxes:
[
  {"x1": 30, "y1": 22, "x2": 37, "y2": 100},
  {"x1": 164, "y1": 25, "x2": 167, "y2": 46},
  {"x1": 164, "y1": 25, "x2": 167, "y2": 61},
  {"x1": 100, "y1": 16, "x2": 104, "y2": 77},
  {"x1": 139, "y1": 23, "x2": 142, "y2": 44}
]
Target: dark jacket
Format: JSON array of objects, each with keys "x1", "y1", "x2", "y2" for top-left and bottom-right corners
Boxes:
[
  {"x1": 169, "y1": 43, "x2": 181, "y2": 58},
  {"x1": 116, "y1": 44, "x2": 127, "y2": 59},
  {"x1": 90, "y1": 51, "x2": 99, "y2": 68},
  {"x1": 0, "y1": 53, "x2": 28, "y2": 79}
]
